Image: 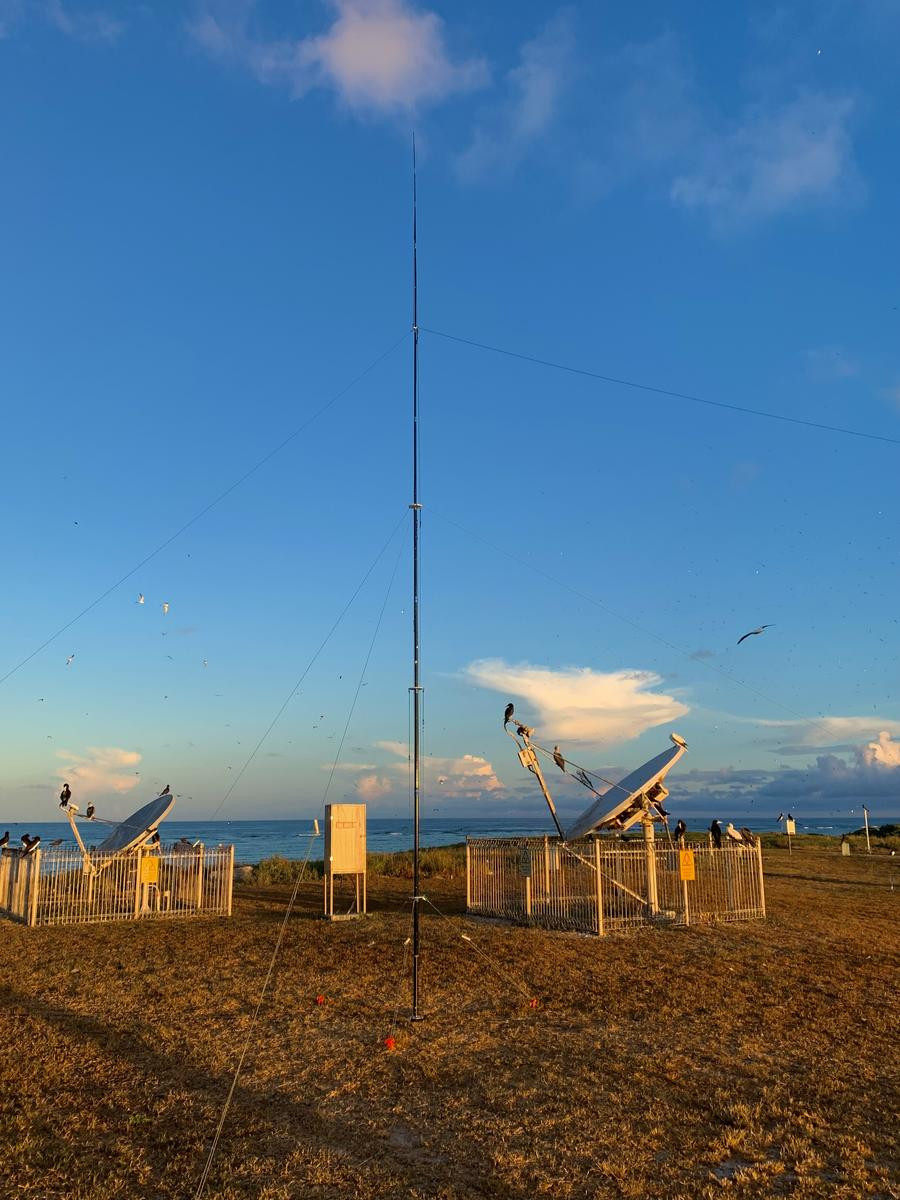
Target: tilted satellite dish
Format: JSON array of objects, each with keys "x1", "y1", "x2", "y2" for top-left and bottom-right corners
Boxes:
[
  {"x1": 97, "y1": 794, "x2": 175, "y2": 855},
  {"x1": 564, "y1": 734, "x2": 688, "y2": 840}
]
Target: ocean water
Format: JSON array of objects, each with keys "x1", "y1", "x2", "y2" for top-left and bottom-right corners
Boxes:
[{"x1": 2, "y1": 814, "x2": 888, "y2": 865}]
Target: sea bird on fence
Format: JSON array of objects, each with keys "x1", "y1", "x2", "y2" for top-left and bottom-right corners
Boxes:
[
  {"x1": 725, "y1": 822, "x2": 744, "y2": 845},
  {"x1": 0, "y1": 832, "x2": 8, "y2": 848},
  {"x1": 674, "y1": 819, "x2": 687, "y2": 844},
  {"x1": 504, "y1": 702, "x2": 514, "y2": 726},
  {"x1": 21, "y1": 834, "x2": 41, "y2": 853},
  {"x1": 737, "y1": 624, "x2": 773, "y2": 645},
  {"x1": 552, "y1": 745, "x2": 565, "y2": 771},
  {"x1": 739, "y1": 826, "x2": 755, "y2": 846},
  {"x1": 776, "y1": 812, "x2": 784, "y2": 822},
  {"x1": 709, "y1": 819, "x2": 722, "y2": 849},
  {"x1": 50, "y1": 839, "x2": 63, "y2": 848},
  {"x1": 86, "y1": 804, "x2": 95, "y2": 819},
  {"x1": 59, "y1": 783, "x2": 71, "y2": 808}
]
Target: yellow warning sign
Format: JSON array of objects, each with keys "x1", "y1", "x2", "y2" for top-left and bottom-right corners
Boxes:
[
  {"x1": 140, "y1": 856, "x2": 160, "y2": 885},
  {"x1": 679, "y1": 850, "x2": 695, "y2": 882}
]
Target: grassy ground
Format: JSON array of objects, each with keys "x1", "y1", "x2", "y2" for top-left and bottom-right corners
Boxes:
[{"x1": 0, "y1": 847, "x2": 897, "y2": 1199}]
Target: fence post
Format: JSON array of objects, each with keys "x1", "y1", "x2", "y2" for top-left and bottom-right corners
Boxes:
[
  {"x1": 681, "y1": 861, "x2": 690, "y2": 927},
  {"x1": 27, "y1": 849, "x2": 41, "y2": 927},
  {"x1": 755, "y1": 837, "x2": 766, "y2": 918},
  {"x1": 194, "y1": 843, "x2": 205, "y2": 911},
  {"x1": 594, "y1": 837, "x2": 604, "y2": 937},
  {"x1": 0, "y1": 852, "x2": 9, "y2": 916},
  {"x1": 134, "y1": 848, "x2": 143, "y2": 918},
  {"x1": 465, "y1": 841, "x2": 471, "y2": 911},
  {"x1": 226, "y1": 845, "x2": 234, "y2": 917},
  {"x1": 643, "y1": 816, "x2": 659, "y2": 916}
]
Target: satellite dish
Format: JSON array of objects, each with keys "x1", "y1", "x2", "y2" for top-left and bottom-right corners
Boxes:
[
  {"x1": 96, "y1": 794, "x2": 174, "y2": 855},
  {"x1": 565, "y1": 736, "x2": 688, "y2": 840}
]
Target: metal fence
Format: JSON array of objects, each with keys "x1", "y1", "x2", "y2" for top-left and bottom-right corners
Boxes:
[
  {"x1": 466, "y1": 836, "x2": 765, "y2": 935},
  {"x1": 0, "y1": 844, "x2": 234, "y2": 927}
]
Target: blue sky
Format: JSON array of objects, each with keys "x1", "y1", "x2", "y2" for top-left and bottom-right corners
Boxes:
[{"x1": 1, "y1": 0, "x2": 898, "y2": 824}]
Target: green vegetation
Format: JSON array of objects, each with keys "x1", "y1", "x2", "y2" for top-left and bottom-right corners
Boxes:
[{"x1": 249, "y1": 844, "x2": 467, "y2": 885}]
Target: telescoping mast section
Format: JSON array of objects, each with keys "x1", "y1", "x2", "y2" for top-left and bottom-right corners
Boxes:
[{"x1": 410, "y1": 136, "x2": 424, "y2": 1021}]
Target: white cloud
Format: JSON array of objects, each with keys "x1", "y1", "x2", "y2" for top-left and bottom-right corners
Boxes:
[
  {"x1": 860, "y1": 731, "x2": 900, "y2": 768},
  {"x1": 758, "y1": 715, "x2": 900, "y2": 749},
  {"x1": 332, "y1": 739, "x2": 502, "y2": 806},
  {"x1": 671, "y1": 92, "x2": 860, "y2": 227},
  {"x1": 189, "y1": 0, "x2": 487, "y2": 114},
  {"x1": 457, "y1": 12, "x2": 574, "y2": 179},
  {"x1": 55, "y1": 746, "x2": 142, "y2": 799},
  {"x1": 464, "y1": 658, "x2": 688, "y2": 746}
]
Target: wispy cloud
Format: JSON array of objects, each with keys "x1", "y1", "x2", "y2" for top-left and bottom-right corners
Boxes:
[
  {"x1": 189, "y1": 0, "x2": 487, "y2": 114},
  {"x1": 805, "y1": 345, "x2": 859, "y2": 381},
  {"x1": 757, "y1": 715, "x2": 900, "y2": 750},
  {"x1": 464, "y1": 658, "x2": 688, "y2": 746},
  {"x1": 457, "y1": 12, "x2": 574, "y2": 180},
  {"x1": 44, "y1": 0, "x2": 123, "y2": 42},
  {"x1": 572, "y1": 33, "x2": 861, "y2": 230},
  {"x1": 55, "y1": 746, "x2": 142, "y2": 798},
  {"x1": 0, "y1": 0, "x2": 122, "y2": 41},
  {"x1": 670, "y1": 91, "x2": 861, "y2": 228}
]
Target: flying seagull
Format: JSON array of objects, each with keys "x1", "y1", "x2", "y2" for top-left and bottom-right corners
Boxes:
[
  {"x1": 137, "y1": 593, "x2": 145, "y2": 605},
  {"x1": 552, "y1": 745, "x2": 565, "y2": 772},
  {"x1": 66, "y1": 654, "x2": 75, "y2": 666},
  {"x1": 737, "y1": 624, "x2": 773, "y2": 645},
  {"x1": 162, "y1": 602, "x2": 169, "y2": 615},
  {"x1": 503, "y1": 702, "x2": 514, "y2": 726}
]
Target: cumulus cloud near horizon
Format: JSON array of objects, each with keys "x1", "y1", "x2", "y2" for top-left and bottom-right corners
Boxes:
[
  {"x1": 464, "y1": 658, "x2": 689, "y2": 746},
  {"x1": 54, "y1": 746, "x2": 142, "y2": 799},
  {"x1": 329, "y1": 739, "x2": 502, "y2": 805},
  {"x1": 189, "y1": 0, "x2": 487, "y2": 113},
  {"x1": 758, "y1": 715, "x2": 900, "y2": 750}
]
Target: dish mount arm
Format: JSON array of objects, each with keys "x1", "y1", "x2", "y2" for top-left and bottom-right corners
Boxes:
[{"x1": 505, "y1": 723, "x2": 565, "y2": 839}]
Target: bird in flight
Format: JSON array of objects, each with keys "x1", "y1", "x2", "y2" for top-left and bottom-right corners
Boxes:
[
  {"x1": 66, "y1": 654, "x2": 75, "y2": 667},
  {"x1": 504, "y1": 703, "x2": 514, "y2": 726},
  {"x1": 137, "y1": 593, "x2": 145, "y2": 605},
  {"x1": 552, "y1": 745, "x2": 565, "y2": 771},
  {"x1": 162, "y1": 602, "x2": 169, "y2": 615},
  {"x1": 737, "y1": 624, "x2": 773, "y2": 645}
]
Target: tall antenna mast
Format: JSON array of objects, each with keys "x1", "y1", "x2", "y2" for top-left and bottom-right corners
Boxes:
[{"x1": 410, "y1": 134, "x2": 424, "y2": 1020}]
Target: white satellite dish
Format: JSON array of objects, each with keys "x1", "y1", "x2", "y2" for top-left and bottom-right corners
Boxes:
[
  {"x1": 96, "y1": 794, "x2": 175, "y2": 855},
  {"x1": 564, "y1": 735, "x2": 688, "y2": 840}
]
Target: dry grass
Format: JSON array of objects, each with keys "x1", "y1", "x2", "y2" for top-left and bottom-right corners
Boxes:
[{"x1": 1, "y1": 847, "x2": 897, "y2": 1199}]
